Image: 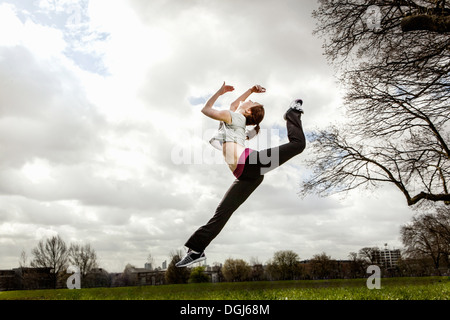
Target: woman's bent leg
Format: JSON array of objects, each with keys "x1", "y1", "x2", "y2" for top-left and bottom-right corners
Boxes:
[
  {"x1": 185, "y1": 175, "x2": 264, "y2": 253},
  {"x1": 250, "y1": 110, "x2": 306, "y2": 176}
]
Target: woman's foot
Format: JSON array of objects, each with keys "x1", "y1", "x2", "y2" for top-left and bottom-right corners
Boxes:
[
  {"x1": 284, "y1": 99, "x2": 304, "y2": 120},
  {"x1": 175, "y1": 249, "x2": 206, "y2": 267}
]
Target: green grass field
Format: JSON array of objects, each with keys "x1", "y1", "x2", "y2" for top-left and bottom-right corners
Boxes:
[{"x1": 0, "y1": 277, "x2": 448, "y2": 300}]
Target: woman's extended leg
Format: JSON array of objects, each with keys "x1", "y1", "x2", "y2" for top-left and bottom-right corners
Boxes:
[
  {"x1": 184, "y1": 175, "x2": 264, "y2": 254},
  {"x1": 243, "y1": 109, "x2": 306, "y2": 178}
]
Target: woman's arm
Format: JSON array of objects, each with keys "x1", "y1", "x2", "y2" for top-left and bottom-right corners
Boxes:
[
  {"x1": 202, "y1": 82, "x2": 235, "y2": 124},
  {"x1": 230, "y1": 85, "x2": 266, "y2": 111}
]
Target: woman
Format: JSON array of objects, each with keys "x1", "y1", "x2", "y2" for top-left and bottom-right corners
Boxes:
[{"x1": 176, "y1": 82, "x2": 306, "y2": 267}]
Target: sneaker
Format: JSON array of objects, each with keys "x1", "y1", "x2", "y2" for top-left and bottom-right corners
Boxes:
[
  {"x1": 175, "y1": 249, "x2": 206, "y2": 268},
  {"x1": 284, "y1": 99, "x2": 304, "y2": 120}
]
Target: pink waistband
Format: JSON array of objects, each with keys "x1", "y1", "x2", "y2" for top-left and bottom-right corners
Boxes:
[{"x1": 233, "y1": 148, "x2": 254, "y2": 179}]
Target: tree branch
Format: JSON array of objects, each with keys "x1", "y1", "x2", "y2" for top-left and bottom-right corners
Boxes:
[{"x1": 402, "y1": 14, "x2": 450, "y2": 33}]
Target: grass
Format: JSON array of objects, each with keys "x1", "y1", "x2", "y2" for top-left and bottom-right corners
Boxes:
[{"x1": 0, "y1": 277, "x2": 448, "y2": 300}]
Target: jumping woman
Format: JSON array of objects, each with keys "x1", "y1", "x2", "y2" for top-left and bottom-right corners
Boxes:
[{"x1": 176, "y1": 82, "x2": 306, "y2": 267}]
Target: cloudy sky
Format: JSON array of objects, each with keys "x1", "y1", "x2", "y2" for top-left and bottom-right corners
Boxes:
[{"x1": 0, "y1": 0, "x2": 414, "y2": 272}]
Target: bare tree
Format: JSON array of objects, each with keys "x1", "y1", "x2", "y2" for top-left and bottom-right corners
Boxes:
[
  {"x1": 119, "y1": 263, "x2": 138, "y2": 287},
  {"x1": 68, "y1": 243, "x2": 98, "y2": 279},
  {"x1": 348, "y1": 252, "x2": 368, "y2": 278},
  {"x1": 400, "y1": 206, "x2": 450, "y2": 273},
  {"x1": 304, "y1": 0, "x2": 450, "y2": 206},
  {"x1": 165, "y1": 250, "x2": 190, "y2": 284},
  {"x1": 309, "y1": 252, "x2": 338, "y2": 279},
  {"x1": 31, "y1": 235, "x2": 68, "y2": 288},
  {"x1": 222, "y1": 258, "x2": 252, "y2": 282},
  {"x1": 19, "y1": 250, "x2": 28, "y2": 268},
  {"x1": 435, "y1": 206, "x2": 450, "y2": 245},
  {"x1": 358, "y1": 247, "x2": 379, "y2": 265},
  {"x1": 265, "y1": 250, "x2": 302, "y2": 281}
]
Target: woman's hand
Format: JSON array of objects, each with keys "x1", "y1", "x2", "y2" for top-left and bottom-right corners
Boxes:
[
  {"x1": 202, "y1": 82, "x2": 234, "y2": 124},
  {"x1": 250, "y1": 85, "x2": 266, "y2": 94},
  {"x1": 219, "y1": 82, "x2": 235, "y2": 96}
]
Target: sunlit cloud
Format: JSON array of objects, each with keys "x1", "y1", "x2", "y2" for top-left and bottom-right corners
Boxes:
[{"x1": 0, "y1": 0, "x2": 413, "y2": 272}]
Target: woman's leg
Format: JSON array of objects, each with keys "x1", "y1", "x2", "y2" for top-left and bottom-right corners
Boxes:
[
  {"x1": 269, "y1": 109, "x2": 306, "y2": 167},
  {"x1": 245, "y1": 109, "x2": 306, "y2": 177},
  {"x1": 184, "y1": 175, "x2": 264, "y2": 253}
]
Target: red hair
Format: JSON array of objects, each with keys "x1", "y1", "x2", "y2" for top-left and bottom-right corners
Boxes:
[{"x1": 245, "y1": 104, "x2": 265, "y2": 135}]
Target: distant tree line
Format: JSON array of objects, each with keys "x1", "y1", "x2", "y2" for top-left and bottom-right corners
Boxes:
[
  {"x1": 165, "y1": 249, "x2": 448, "y2": 286},
  {"x1": 15, "y1": 235, "x2": 107, "y2": 290},
  {"x1": 164, "y1": 207, "x2": 450, "y2": 284},
  {"x1": 1, "y1": 206, "x2": 448, "y2": 290}
]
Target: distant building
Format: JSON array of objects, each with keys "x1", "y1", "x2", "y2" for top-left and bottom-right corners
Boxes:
[
  {"x1": 204, "y1": 265, "x2": 222, "y2": 283},
  {"x1": 0, "y1": 270, "x2": 17, "y2": 291},
  {"x1": 128, "y1": 267, "x2": 166, "y2": 286},
  {"x1": 0, "y1": 267, "x2": 53, "y2": 291},
  {"x1": 144, "y1": 263, "x2": 153, "y2": 270},
  {"x1": 373, "y1": 245, "x2": 401, "y2": 269}
]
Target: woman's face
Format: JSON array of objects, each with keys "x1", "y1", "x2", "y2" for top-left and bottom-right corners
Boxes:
[{"x1": 239, "y1": 100, "x2": 260, "y2": 114}]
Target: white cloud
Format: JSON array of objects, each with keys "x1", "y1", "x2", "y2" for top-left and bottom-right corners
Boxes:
[
  {"x1": 0, "y1": 3, "x2": 66, "y2": 55},
  {"x1": 0, "y1": 0, "x2": 414, "y2": 272}
]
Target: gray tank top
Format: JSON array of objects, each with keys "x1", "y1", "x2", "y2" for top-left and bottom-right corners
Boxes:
[{"x1": 209, "y1": 111, "x2": 246, "y2": 149}]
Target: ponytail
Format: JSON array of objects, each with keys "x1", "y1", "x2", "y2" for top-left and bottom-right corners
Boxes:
[
  {"x1": 254, "y1": 124, "x2": 261, "y2": 135},
  {"x1": 245, "y1": 105, "x2": 265, "y2": 137}
]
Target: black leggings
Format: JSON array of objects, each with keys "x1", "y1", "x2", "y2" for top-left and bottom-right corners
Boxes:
[{"x1": 185, "y1": 110, "x2": 306, "y2": 252}]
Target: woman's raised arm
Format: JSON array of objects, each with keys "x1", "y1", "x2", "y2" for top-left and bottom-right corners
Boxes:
[
  {"x1": 230, "y1": 85, "x2": 266, "y2": 112},
  {"x1": 201, "y1": 82, "x2": 235, "y2": 123}
]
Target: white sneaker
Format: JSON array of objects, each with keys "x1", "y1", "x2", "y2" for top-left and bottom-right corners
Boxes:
[{"x1": 284, "y1": 99, "x2": 304, "y2": 120}]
